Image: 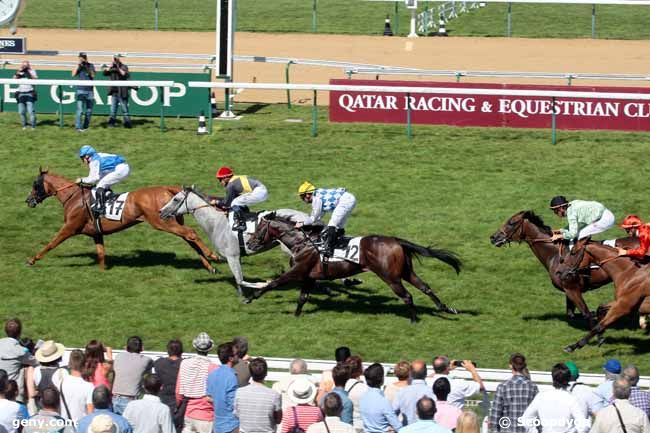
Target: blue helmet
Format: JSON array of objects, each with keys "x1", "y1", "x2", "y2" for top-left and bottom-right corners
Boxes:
[{"x1": 79, "y1": 145, "x2": 97, "y2": 158}]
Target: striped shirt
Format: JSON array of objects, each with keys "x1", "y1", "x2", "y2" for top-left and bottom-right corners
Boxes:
[
  {"x1": 489, "y1": 374, "x2": 538, "y2": 433},
  {"x1": 281, "y1": 405, "x2": 323, "y2": 433},
  {"x1": 235, "y1": 382, "x2": 282, "y2": 433},
  {"x1": 178, "y1": 355, "x2": 214, "y2": 398}
]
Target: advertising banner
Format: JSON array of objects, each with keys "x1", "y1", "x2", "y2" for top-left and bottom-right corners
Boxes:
[
  {"x1": 329, "y1": 79, "x2": 650, "y2": 131},
  {"x1": 0, "y1": 70, "x2": 210, "y2": 117}
]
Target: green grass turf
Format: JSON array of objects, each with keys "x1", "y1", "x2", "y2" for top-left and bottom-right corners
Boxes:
[
  {"x1": 17, "y1": 0, "x2": 650, "y2": 39},
  {"x1": 1, "y1": 106, "x2": 648, "y2": 373}
]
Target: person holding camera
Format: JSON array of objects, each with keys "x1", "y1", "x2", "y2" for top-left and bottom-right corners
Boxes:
[
  {"x1": 103, "y1": 54, "x2": 132, "y2": 128},
  {"x1": 72, "y1": 52, "x2": 96, "y2": 132},
  {"x1": 14, "y1": 60, "x2": 38, "y2": 130},
  {"x1": 428, "y1": 356, "x2": 484, "y2": 409}
]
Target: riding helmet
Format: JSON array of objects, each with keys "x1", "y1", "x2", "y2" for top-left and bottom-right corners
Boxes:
[
  {"x1": 620, "y1": 214, "x2": 642, "y2": 228},
  {"x1": 549, "y1": 195, "x2": 569, "y2": 209},
  {"x1": 298, "y1": 181, "x2": 316, "y2": 196},
  {"x1": 216, "y1": 166, "x2": 234, "y2": 179},
  {"x1": 79, "y1": 145, "x2": 97, "y2": 158}
]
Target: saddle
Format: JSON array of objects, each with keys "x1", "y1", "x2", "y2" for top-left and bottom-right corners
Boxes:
[{"x1": 90, "y1": 189, "x2": 121, "y2": 212}]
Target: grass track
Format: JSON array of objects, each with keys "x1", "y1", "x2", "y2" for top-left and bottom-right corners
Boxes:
[{"x1": 1, "y1": 107, "x2": 649, "y2": 372}]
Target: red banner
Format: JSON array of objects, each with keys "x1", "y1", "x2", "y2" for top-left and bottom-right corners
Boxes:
[{"x1": 328, "y1": 79, "x2": 650, "y2": 131}]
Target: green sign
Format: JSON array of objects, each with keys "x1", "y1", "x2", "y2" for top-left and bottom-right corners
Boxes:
[{"x1": 0, "y1": 70, "x2": 210, "y2": 117}]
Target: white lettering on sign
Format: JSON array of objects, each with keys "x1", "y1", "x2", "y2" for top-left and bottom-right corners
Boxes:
[
  {"x1": 131, "y1": 87, "x2": 158, "y2": 106},
  {"x1": 0, "y1": 40, "x2": 16, "y2": 48},
  {"x1": 4, "y1": 85, "x2": 18, "y2": 102},
  {"x1": 623, "y1": 103, "x2": 650, "y2": 118},
  {"x1": 498, "y1": 99, "x2": 620, "y2": 119},
  {"x1": 164, "y1": 84, "x2": 186, "y2": 107},
  {"x1": 50, "y1": 86, "x2": 76, "y2": 104},
  {"x1": 338, "y1": 94, "x2": 398, "y2": 113},
  {"x1": 404, "y1": 96, "x2": 476, "y2": 112}
]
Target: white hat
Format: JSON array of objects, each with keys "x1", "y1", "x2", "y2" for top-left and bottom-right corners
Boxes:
[
  {"x1": 287, "y1": 377, "x2": 317, "y2": 405},
  {"x1": 89, "y1": 415, "x2": 117, "y2": 433},
  {"x1": 35, "y1": 340, "x2": 65, "y2": 363}
]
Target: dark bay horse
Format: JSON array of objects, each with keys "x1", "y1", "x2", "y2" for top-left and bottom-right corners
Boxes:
[
  {"x1": 25, "y1": 168, "x2": 219, "y2": 271},
  {"x1": 245, "y1": 214, "x2": 462, "y2": 322},
  {"x1": 490, "y1": 210, "x2": 636, "y2": 324},
  {"x1": 560, "y1": 238, "x2": 650, "y2": 352}
]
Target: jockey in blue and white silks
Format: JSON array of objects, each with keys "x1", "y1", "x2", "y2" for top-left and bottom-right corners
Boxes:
[
  {"x1": 296, "y1": 181, "x2": 357, "y2": 257},
  {"x1": 75, "y1": 145, "x2": 130, "y2": 216}
]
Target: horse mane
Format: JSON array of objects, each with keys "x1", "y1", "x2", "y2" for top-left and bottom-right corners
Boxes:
[
  {"x1": 187, "y1": 186, "x2": 212, "y2": 204},
  {"x1": 521, "y1": 210, "x2": 552, "y2": 234}
]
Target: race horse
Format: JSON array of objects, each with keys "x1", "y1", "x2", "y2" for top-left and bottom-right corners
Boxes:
[
  {"x1": 159, "y1": 187, "x2": 309, "y2": 295},
  {"x1": 560, "y1": 238, "x2": 650, "y2": 352},
  {"x1": 25, "y1": 168, "x2": 219, "y2": 272},
  {"x1": 245, "y1": 213, "x2": 462, "y2": 322},
  {"x1": 490, "y1": 210, "x2": 636, "y2": 325}
]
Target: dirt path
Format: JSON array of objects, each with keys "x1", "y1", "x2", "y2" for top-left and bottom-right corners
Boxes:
[{"x1": 3, "y1": 28, "x2": 650, "y2": 104}]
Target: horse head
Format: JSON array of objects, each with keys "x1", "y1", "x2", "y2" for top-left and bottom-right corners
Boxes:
[
  {"x1": 247, "y1": 215, "x2": 302, "y2": 253},
  {"x1": 558, "y1": 237, "x2": 592, "y2": 283},
  {"x1": 490, "y1": 210, "x2": 551, "y2": 247},
  {"x1": 26, "y1": 170, "x2": 51, "y2": 208},
  {"x1": 160, "y1": 190, "x2": 190, "y2": 219}
]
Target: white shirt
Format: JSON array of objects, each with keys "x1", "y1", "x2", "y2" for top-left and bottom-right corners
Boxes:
[
  {"x1": 568, "y1": 382, "x2": 601, "y2": 417},
  {"x1": 53, "y1": 373, "x2": 93, "y2": 422},
  {"x1": 426, "y1": 373, "x2": 481, "y2": 409},
  {"x1": 344, "y1": 378, "x2": 369, "y2": 431},
  {"x1": 521, "y1": 388, "x2": 589, "y2": 433},
  {"x1": 16, "y1": 69, "x2": 37, "y2": 93},
  {"x1": 0, "y1": 399, "x2": 23, "y2": 433},
  {"x1": 123, "y1": 394, "x2": 175, "y2": 433},
  {"x1": 307, "y1": 416, "x2": 356, "y2": 433},
  {"x1": 590, "y1": 399, "x2": 650, "y2": 433}
]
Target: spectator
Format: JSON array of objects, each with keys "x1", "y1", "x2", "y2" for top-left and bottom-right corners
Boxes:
[
  {"x1": 234, "y1": 357, "x2": 282, "y2": 433},
  {"x1": 14, "y1": 60, "x2": 38, "y2": 130},
  {"x1": 84, "y1": 340, "x2": 113, "y2": 389},
  {"x1": 0, "y1": 318, "x2": 37, "y2": 404},
  {"x1": 521, "y1": 363, "x2": 589, "y2": 433},
  {"x1": 317, "y1": 346, "x2": 351, "y2": 403},
  {"x1": 53, "y1": 349, "x2": 93, "y2": 423},
  {"x1": 4, "y1": 380, "x2": 28, "y2": 420},
  {"x1": 23, "y1": 386, "x2": 75, "y2": 433},
  {"x1": 320, "y1": 364, "x2": 353, "y2": 425},
  {"x1": 621, "y1": 365, "x2": 650, "y2": 419},
  {"x1": 565, "y1": 361, "x2": 600, "y2": 418},
  {"x1": 153, "y1": 339, "x2": 183, "y2": 415},
  {"x1": 384, "y1": 361, "x2": 410, "y2": 404},
  {"x1": 232, "y1": 336, "x2": 251, "y2": 387},
  {"x1": 344, "y1": 356, "x2": 369, "y2": 433},
  {"x1": 77, "y1": 385, "x2": 132, "y2": 433},
  {"x1": 593, "y1": 359, "x2": 621, "y2": 412},
  {"x1": 394, "y1": 360, "x2": 435, "y2": 426},
  {"x1": 33, "y1": 340, "x2": 66, "y2": 409},
  {"x1": 176, "y1": 332, "x2": 217, "y2": 433},
  {"x1": 207, "y1": 342, "x2": 239, "y2": 433},
  {"x1": 103, "y1": 54, "x2": 132, "y2": 129},
  {"x1": 400, "y1": 397, "x2": 450, "y2": 433},
  {"x1": 456, "y1": 411, "x2": 480, "y2": 433},
  {"x1": 432, "y1": 378, "x2": 462, "y2": 431},
  {"x1": 0, "y1": 374, "x2": 24, "y2": 433},
  {"x1": 488, "y1": 353, "x2": 538, "y2": 433},
  {"x1": 308, "y1": 393, "x2": 355, "y2": 433},
  {"x1": 112, "y1": 336, "x2": 153, "y2": 415},
  {"x1": 124, "y1": 374, "x2": 174, "y2": 433},
  {"x1": 359, "y1": 363, "x2": 401, "y2": 433},
  {"x1": 280, "y1": 377, "x2": 322, "y2": 433},
  {"x1": 590, "y1": 378, "x2": 650, "y2": 433},
  {"x1": 72, "y1": 52, "x2": 96, "y2": 132},
  {"x1": 273, "y1": 359, "x2": 317, "y2": 410},
  {"x1": 428, "y1": 357, "x2": 484, "y2": 409}
]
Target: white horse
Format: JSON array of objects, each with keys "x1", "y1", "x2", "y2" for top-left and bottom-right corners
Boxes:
[{"x1": 159, "y1": 187, "x2": 309, "y2": 295}]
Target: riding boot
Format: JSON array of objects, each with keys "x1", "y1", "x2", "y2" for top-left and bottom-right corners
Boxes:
[
  {"x1": 232, "y1": 206, "x2": 246, "y2": 231},
  {"x1": 93, "y1": 187, "x2": 106, "y2": 218},
  {"x1": 322, "y1": 226, "x2": 337, "y2": 258}
]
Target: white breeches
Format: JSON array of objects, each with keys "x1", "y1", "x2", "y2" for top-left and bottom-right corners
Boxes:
[
  {"x1": 231, "y1": 185, "x2": 268, "y2": 207},
  {"x1": 97, "y1": 163, "x2": 130, "y2": 189},
  {"x1": 328, "y1": 192, "x2": 356, "y2": 228},
  {"x1": 577, "y1": 209, "x2": 615, "y2": 239}
]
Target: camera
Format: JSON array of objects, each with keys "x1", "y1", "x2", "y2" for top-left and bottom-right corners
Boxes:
[{"x1": 453, "y1": 360, "x2": 477, "y2": 368}]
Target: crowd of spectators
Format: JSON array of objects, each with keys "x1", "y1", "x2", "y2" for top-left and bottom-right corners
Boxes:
[{"x1": 0, "y1": 318, "x2": 649, "y2": 433}]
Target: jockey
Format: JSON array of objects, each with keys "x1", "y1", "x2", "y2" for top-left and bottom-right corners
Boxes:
[
  {"x1": 617, "y1": 215, "x2": 650, "y2": 258},
  {"x1": 74, "y1": 145, "x2": 130, "y2": 217},
  {"x1": 295, "y1": 181, "x2": 356, "y2": 258},
  {"x1": 549, "y1": 196, "x2": 615, "y2": 242},
  {"x1": 210, "y1": 166, "x2": 268, "y2": 231}
]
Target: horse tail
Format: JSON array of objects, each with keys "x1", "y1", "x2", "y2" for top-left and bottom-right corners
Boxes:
[{"x1": 397, "y1": 238, "x2": 462, "y2": 274}]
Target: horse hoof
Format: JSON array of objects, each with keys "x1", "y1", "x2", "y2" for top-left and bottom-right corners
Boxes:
[
  {"x1": 597, "y1": 337, "x2": 606, "y2": 347},
  {"x1": 343, "y1": 278, "x2": 362, "y2": 287},
  {"x1": 26, "y1": 258, "x2": 36, "y2": 266},
  {"x1": 563, "y1": 345, "x2": 576, "y2": 353},
  {"x1": 241, "y1": 297, "x2": 252, "y2": 305},
  {"x1": 442, "y1": 305, "x2": 458, "y2": 314}
]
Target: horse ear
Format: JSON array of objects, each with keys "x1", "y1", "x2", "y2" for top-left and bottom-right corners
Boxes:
[
  {"x1": 39, "y1": 166, "x2": 48, "y2": 175},
  {"x1": 264, "y1": 211, "x2": 276, "y2": 221}
]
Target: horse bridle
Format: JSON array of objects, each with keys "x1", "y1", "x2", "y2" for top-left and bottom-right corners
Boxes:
[
  {"x1": 32, "y1": 176, "x2": 79, "y2": 205},
  {"x1": 498, "y1": 216, "x2": 553, "y2": 244}
]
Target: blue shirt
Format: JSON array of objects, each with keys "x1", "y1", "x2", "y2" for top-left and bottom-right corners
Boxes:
[
  {"x1": 393, "y1": 380, "x2": 436, "y2": 426},
  {"x1": 207, "y1": 365, "x2": 240, "y2": 433},
  {"x1": 360, "y1": 387, "x2": 401, "y2": 433},
  {"x1": 593, "y1": 380, "x2": 614, "y2": 412},
  {"x1": 320, "y1": 387, "x2": 353, "y2": 425},
  {"x1": 400, "y1": 420, "x2": 451, "y2": 433},
  {"x1": 77, "y1": 409, "x2": 133, "y2": 433}
]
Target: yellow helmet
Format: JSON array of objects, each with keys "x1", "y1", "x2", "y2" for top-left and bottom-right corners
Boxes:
[{"x1": 298, "y1": 181, "x2": 316, "y2": 196}]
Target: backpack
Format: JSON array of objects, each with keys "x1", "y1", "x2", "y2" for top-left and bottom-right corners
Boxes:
[{"x1": 290, "y1": 407, "x2": 306, "y2": 433}]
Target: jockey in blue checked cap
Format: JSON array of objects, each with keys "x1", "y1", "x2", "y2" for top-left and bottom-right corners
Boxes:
[
  {"x1": 296, "y1": 181, "x2": 357, "y2": 258},
  {"x1": 75, "y1": 145, "x2": 130, "y2": 217}
]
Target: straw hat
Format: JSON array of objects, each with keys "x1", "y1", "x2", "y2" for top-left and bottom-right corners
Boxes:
[
  {"x1": 287, "y1": 377, "x2": 317, "y2": 405},
  {"x1": 35, "y1": 340, "x2": 65, "y2": 363},
  {"x1": 89, "y1": 415, "x2": 117, "y2": 433}
]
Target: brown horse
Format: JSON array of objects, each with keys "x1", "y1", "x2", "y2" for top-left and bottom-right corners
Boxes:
[
  {"x1": 25, "y1": 168, "x2": 219, "y2": 272},
  {"x1": 490, "y1": 210, "x2": 636, "y2": 324},
  {"x1": 245, "y1": 213, "x2": 461, "y2": 322},
  {"x1": 560, "y1": 238, "x2": 650, "y2": 352}
]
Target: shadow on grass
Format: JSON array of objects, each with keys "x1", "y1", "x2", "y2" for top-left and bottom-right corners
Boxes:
[
  {"x1": 59, "y1": 250, "x2": 207, "y2": 270},
  {"x1": 598, "y1": 335, "x2": 650, "y2": 354}
]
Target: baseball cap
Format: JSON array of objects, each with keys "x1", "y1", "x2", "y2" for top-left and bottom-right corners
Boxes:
[
  {"x1": 79, "y1": 52, "x2": 87, "y2": 59},
  {"x1": 602, "y1": 359, "x2": 621, "y2": 374},
  {"x1": 565, "y1": 361, "x2": 579, "y2": 381}
]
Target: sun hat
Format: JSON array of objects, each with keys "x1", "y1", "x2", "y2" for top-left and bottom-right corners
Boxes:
[
  {"x1": 603, "y1": 359, "x2": 621, "y2": 374},
  {"x1": 564, "y1": 361, "x2": 579, "y2": 381},
  {"x1": 89, "y1": 415, "x2": 117, "y2": 433},
  {"x1": 35, "y1": 340, "x2": 65, "y2": 363},
  {"x1": 287, "y1": 376, "x2": 317, "y2": 405},
  {"x1": 192, "y1": 332, "x2": 214, "y2": 352}
]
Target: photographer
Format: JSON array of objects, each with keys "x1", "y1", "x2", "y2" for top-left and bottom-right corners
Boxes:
[
  {"x1": 14, "y1": 60, "x2": 38, "y2": 130},
  {"x1": 428, "y1": 356, "x2": 485, "y2": 409},
  {"x1": 103, "y1": 54, "x2": 132, "y2": 128},
  {"x1": 72, "y1": 52, "x2": 96, "y2": 132}
]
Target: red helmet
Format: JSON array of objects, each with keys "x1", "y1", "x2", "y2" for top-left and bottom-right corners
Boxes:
[
  {"x1": 216, "y1": 166, "x2": 234, "y2": 179},
  {"x1": 620, "y1": 214, "x2": 642, "y2": 229}
]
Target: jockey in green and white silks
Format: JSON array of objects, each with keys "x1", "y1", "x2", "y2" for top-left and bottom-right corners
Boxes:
[{"x1": 549, "y1": 196, "x2": 615, "y2": 241}]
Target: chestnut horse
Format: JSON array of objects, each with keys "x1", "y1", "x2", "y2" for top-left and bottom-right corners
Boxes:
[
  {"x1": 490, "y1": 210, "x2": 636, "y2": 325},
  {"x1": 245, "y1": 213, "x2": 461, "y2": 322},
  {"x1": 25, "y1": 168, "x2": 218, "y2": 272},
  {"x1": 560, "y1": 238, "x2": 650, "y2": 352}
]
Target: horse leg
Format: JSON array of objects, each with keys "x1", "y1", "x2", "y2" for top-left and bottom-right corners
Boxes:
[
  {"x1": 563, "y1": 288, "x2": 593, "y2": 327},
  {"x1": 405, "y1": 270, "x2": 457, "y2": 315},
  {"x1": 224, "y1": 255, "x2": 246, "y2": 297},
  {"x1": 28, "y1": 225, "x2": 77, "y2": 265},
  {"x1": 638, "y1": 297, "x2": 650, "y2": 330},
  {"x1": 295, "y1": 279, "x2": 315, "y2": 317},
  {"x1": 94, "y1": 234, "x2": 106, "y2": 270},
  {"x1": 565, "y1": 296, "x2": 577, "y2": 320},
  {"x1": 376, "y1": 275, "x2": 418, "y2": 323},
  {"x1": 249, "y1": 259, "x2": 315, "y2": 302}
]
